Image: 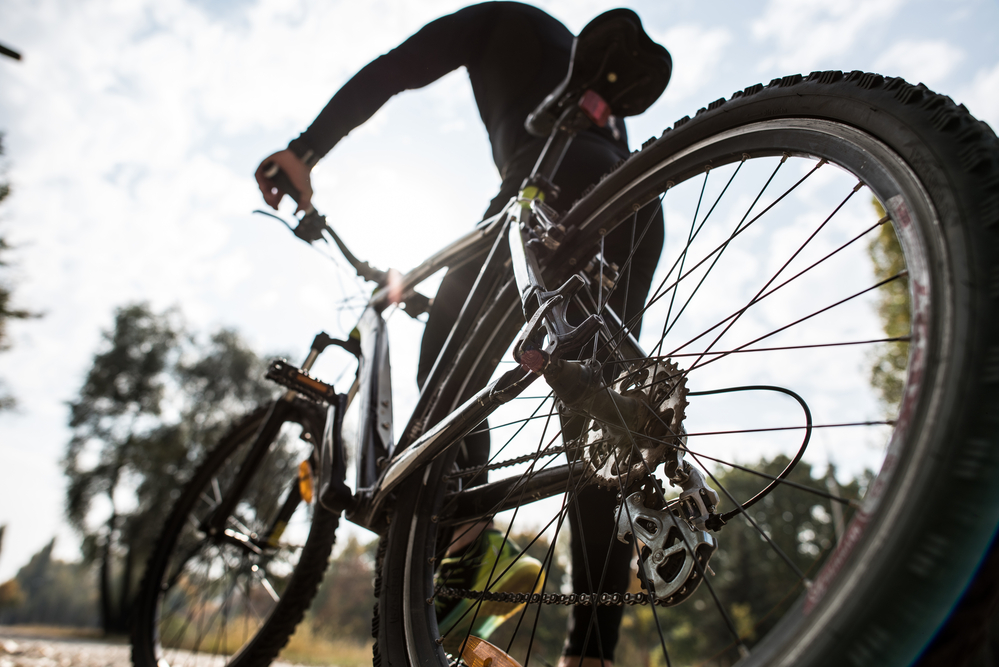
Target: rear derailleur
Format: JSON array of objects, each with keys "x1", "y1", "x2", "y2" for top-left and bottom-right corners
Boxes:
[{"x1": 616, "y1": 469, "x2": 723, "y2": 605}]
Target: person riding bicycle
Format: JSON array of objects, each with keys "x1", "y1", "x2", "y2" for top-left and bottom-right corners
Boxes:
[{"x1": 256, "y1": 4, "x2": 669, "y2": 665}]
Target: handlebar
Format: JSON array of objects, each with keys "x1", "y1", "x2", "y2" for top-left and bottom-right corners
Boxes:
[{"x1": 257, "y1": 162, "x2": 434, "y2": 318}]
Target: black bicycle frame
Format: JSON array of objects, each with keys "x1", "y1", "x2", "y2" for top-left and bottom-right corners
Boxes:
[{"x1": 215, "y1": 102, "x2": 613, "y2": 536}]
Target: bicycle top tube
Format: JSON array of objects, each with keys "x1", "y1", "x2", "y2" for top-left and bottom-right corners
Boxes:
[{"x1": 367, "y1": 210, "x2": 507, "y2": 312}]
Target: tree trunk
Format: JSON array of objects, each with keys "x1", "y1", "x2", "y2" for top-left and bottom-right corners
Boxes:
[
  {"x1": 99, "y1": 512, "x2": 116, "y2": 635},
  {"x1": 114, "y1": 539, "x2": 134, "y2": 634}
]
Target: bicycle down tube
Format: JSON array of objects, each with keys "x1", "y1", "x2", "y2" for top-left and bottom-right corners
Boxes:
[{"x1": 340, "y1": 104, "x2": 614, "y2": 529}]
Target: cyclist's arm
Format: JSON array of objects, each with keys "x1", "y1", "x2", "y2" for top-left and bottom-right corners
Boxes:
[
  {"x1": 286, "y1": 5, "x2": 489, "y2": 161},
  {"x1": 257, "y1": 4, "x2": 492, "y2": 210}
]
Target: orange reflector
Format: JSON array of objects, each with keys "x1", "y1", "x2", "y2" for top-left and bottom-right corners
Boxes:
[
  {"x1": 298, "y1": 460, "x2": 314, "y2": 504},
  {"x1": 460, "y1": 636, "x2": 523, "y2": 667}
]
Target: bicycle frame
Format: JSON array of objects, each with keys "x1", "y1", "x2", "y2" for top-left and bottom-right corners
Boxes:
[{"x1": 310, "y1": 104, "x2": 616, "y2": 531}]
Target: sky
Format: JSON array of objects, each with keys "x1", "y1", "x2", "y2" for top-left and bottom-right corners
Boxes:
[{"x1": 0, "y1": 0, "x2": 997, "y2": 581}]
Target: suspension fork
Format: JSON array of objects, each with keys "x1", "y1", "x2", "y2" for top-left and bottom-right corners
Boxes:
[{"x1": 199, "y1": 333, "x2": 336, "y2": 540}]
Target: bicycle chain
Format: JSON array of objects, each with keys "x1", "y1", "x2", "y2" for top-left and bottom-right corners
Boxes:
[
  {"x1": 435, "y1": 586, "x2": 663, "y2": 607},
  {"x1": 445, "y1": 442, "x2": 578, "y2": 479}
]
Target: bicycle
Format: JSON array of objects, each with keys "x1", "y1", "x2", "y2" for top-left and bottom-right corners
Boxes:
[{"x1": 130, "y1": 8, "x2": 999, "y2": 667}]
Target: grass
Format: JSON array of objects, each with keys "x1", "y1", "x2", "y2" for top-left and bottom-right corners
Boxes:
[{"x1": 280, "y1": 622, "x2": 373, "y2": 667}]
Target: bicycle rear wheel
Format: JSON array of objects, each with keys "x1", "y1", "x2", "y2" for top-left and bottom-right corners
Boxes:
[
  {"x1": 376, "y1": 71, "x2": 999, "y2": 667},
  {"x1": 131, "y1": 398, "x2": 338, "y2": 667}
]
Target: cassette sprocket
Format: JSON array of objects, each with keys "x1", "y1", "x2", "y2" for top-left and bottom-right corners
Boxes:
[{"x1": 584, "y1": 358, "x2": 688, "y2": 487}]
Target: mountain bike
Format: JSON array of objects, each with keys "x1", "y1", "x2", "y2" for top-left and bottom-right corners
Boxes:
[{"x1": 130, "y1": 9, "x2": 999, "y2": 667}]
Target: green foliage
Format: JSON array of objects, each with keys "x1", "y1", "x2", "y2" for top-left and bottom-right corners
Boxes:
[
  {"x1": 868, "y1": 198, "x2": 910, "y2": 412},
  {"x1": 0, "y1": 538, "x2": 99, "y2": 626},
  {"x1": 61, "y1": 302, "x2": 274, "y2": 633},
  {"x1": 0, "y1": 577, "x2": 25, "y2": 609},
  {"x1": 308, "y1": 535, "x2": 379, "y2": 643},
  {"x1": 0, "y1": 131, "x2": 35, "y2": 410}
]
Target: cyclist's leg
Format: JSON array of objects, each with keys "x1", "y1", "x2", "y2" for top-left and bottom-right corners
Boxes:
[
  {"x1": 419, "y1": 131, "x2": 661, "y2": 655},
  {"x1": 555, "y1": 136, "x2": 665, "y2": 663},
  {"x1": 564, "y1": 485, "x2": 631, "y2": 660}
]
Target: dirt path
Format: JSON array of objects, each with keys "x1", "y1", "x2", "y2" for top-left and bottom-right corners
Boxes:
[
  {"x1": 1, "y1": 630, "x2": 129, "y2": 667},
  {"x1": 0, "y1": 628, "x2": 308, "y2": 667}
]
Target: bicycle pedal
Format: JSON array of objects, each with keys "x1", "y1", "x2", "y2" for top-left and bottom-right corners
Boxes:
[
  {"x1": 459, "y1": 636, "x2": 522, "y2": 667},
  {"x1": 266, "y1": 359, "x2": 337, "y2": 404}
]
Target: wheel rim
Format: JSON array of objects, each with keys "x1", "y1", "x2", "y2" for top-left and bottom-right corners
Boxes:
[
  {"x1": 400, "y1": 119, "x2": 951, "y2": 667},
  {"x1": 150, "y1": 411, "x2": 320, "y2": 666}
]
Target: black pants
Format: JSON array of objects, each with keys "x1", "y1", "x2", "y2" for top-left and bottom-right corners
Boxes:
[{"x1": 419, "y1": 132, "x2": 664, "y2": 660}]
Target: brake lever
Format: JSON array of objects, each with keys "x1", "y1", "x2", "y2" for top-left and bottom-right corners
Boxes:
[
  {"x1": 260, "y1": 161, "x2": 391, "y2": 284},
  {"x1": 257, "y1": 162, "x2": 436, "y2": 319}
]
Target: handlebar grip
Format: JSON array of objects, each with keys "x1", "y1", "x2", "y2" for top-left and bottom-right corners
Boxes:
[{"x1": 263, "y1": 161, "x2": 303, "y2": 207}]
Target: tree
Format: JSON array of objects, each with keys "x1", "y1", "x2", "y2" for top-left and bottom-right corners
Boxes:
[
  {"x1": 63, "y1": 303, "x2": 179, "y2": 633},
  {"x1": 868, "y1": 198, "x2": 910, "y2": 412},
  {"x1": 0, "y1": 538, "x2": 98, "y2": 626},
  {"x1": 0, "y1": 132, "x2": 34, "y2": 410},
  {"x1": 63, "y1": 303, "x2": 274, "y2": 634}
]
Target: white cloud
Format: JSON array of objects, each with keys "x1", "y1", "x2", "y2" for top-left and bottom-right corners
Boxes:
[
  {"x1": 649, "y1": 24, "x2": 732, "y2": 104},
  {"x1": 958, "y1": 61, "x2": 999, "y2": 131},
  {"x1": 874, "y1": 39, "x2": 965, "y2": 88},
  {"x1": 752, "y1": 0, "x2": 905, "y2": 73}
]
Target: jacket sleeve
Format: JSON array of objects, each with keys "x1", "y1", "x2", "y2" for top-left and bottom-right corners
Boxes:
[{"x1": 289, "y1": 4, "x2": 492, "y2": 162}]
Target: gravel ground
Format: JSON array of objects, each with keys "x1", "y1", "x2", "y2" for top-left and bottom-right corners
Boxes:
[
  {"x1": 0, "y1": 629, "x2": 307, "y2": 667},
  {"x1": 0, "y1": 633, "x2": 129, "y2": 667}
]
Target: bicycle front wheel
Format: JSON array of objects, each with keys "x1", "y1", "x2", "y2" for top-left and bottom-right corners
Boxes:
[
  {"x1": 376, "y1": 71, "x2": 999, "y2": 667},
  {"x1": 131, "y1": 399, "x2": 338, "y2": 667}
]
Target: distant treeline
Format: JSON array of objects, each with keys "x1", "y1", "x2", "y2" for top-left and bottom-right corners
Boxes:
[{"x1": 0, "y1": 538, "x2": 98, "y2": 627}]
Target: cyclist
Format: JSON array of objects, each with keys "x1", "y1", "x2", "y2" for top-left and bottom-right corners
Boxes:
[{"x1": 256, "y1": 3, "x2": 668, "y2": 665}]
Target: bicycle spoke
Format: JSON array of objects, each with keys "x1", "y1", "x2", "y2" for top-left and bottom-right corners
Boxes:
[
  {"x1": 602, "y1": 155, "x2": 823, "y2": 367},
  {"x1": 596, "y1": 193, "x2": 664, "y2": 315},
  {"x1": 684, "y1": 271, "x2": 907, "y2": 376},
  {"x1": 654, "y1": 160, "x2": 748, "y2": 353},
  {"x1": 507, "y1": 482, "x2": 574, "y2": 663},
  {"x1": 683, "y1": 180, "x2": 865, "y2": 374},
  {"x1": 660, "y1": 169, "x2": 709, "y2": 336},
  {"x1": 667, "y1": 211, "x2": 893, "y2": 358}
]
